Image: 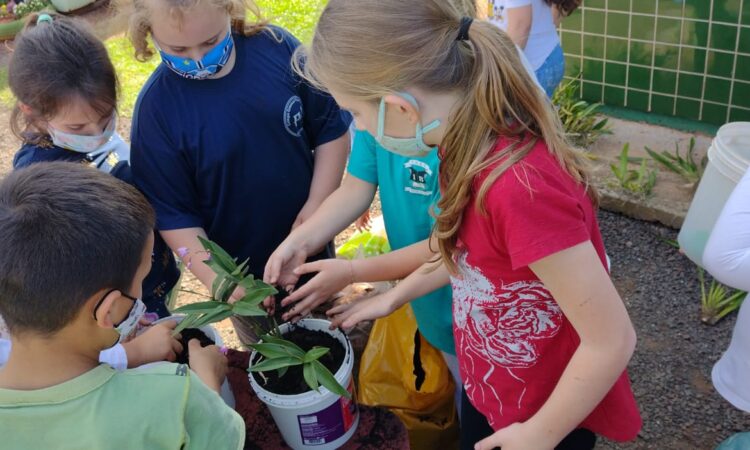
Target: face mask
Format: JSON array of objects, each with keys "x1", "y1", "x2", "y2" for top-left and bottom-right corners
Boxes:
[
  {"x1": 375, "y1": 92, "x2": 441, "y2": 158},
  {"x1": 94, "y1": 290, "x2": 147, "y2": 345},
  {"x1": 157, "y1": 30, "x2": 234, "y2": 80},
  {"x1": 48, "y1": 114, "x2": 116, "y2": 154}
]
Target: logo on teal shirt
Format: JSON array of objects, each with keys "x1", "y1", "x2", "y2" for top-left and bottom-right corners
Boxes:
[{"x1": 404, "y1": 159, "x2": 433, "y2": 196}]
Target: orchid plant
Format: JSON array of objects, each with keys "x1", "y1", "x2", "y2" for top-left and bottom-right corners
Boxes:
[{"x1": 172, "y1": 237, "x2": 349, "y2": 398}]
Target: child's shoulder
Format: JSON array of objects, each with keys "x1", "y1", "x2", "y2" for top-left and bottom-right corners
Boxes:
[{"x1": 13, "y1": 140, "x2": 83, "y2": 169}]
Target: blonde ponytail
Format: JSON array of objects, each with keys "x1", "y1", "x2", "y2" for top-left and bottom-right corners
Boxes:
[{"x1": 297, "y1": 0, "x2": 595, "y2": 273}]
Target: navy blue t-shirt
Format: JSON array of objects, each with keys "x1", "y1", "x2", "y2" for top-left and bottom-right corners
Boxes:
[
  {"x1": 13, "y1": 139, "x2": 180, "y2": 318},
  {"x1": 131, "y1": 27, "x2": 350, "y2": 277}
]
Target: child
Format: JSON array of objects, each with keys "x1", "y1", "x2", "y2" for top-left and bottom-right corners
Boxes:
[
  {"x1": 484, "y1": 0, "x2": 579, "y2": 96},
  {"x1": 264, "y1": 128, "x2": 460, "y2": 403},
  {"x1": 123, "y1": 0, "x2": 350, "y2": 344},
  {"x1": 9, "y1": 13, "x2": 179, "y2": 319},
  {"x1": 0, "y1": 162, "x2": 244, "y2": 449},
  {"x1": 296, "y1": 1, "x2": 641, "y2": 449}
]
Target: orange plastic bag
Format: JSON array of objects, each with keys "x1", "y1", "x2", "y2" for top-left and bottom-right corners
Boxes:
[{"x1": 358, "y1": 304, "x2": 459, "y2": 450}]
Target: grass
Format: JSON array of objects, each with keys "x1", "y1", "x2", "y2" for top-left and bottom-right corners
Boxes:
[{"x1": 0, "y1": 0, "x2": 327, "y2": 117}]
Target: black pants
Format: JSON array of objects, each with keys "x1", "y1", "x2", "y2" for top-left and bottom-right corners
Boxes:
[{"x1": 460, "y1": 389, "x2": 597, "y2": 450}]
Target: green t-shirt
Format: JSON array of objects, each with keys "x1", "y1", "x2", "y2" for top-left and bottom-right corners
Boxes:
[
  {"x1": 0, "y1": 362, "x2": 245, "y2": 449},
  {"x1": 347, "y1": 130, "x2": 455, "y2": 355}
]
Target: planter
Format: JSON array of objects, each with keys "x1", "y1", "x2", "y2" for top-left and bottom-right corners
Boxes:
[
  {"x1": 0, "y1": 18, "x2": 24, "y2": 41},
  {"x1": 249, "y1": 318, "x2": 359, "y2": 450},
  {"x1": 49, "y1": 0, "x2": 93, "y2": 12},
  {"x1": 151, "y1": 315, "x2": 235, "y2": 408}
]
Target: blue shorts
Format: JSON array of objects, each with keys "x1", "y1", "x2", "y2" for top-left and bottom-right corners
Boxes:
[{"x1": 535, "y1": 44, "x2": 566, "y2": 98}]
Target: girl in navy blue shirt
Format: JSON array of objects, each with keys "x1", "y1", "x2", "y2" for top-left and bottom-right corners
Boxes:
[
  {"x1": 8, "y1": 14, "x2": 180, "y2": 320},
  {"x1": 125, "y1": 0, "x2": 350, "y2": 344}
]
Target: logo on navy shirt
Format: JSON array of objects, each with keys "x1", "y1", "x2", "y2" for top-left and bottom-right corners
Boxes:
[
  {"x1": 284, "y1": 96, "x2": 304, "y2": 137},
  {"x1": 404, "y1": 159, "x2": 433, "y2": 196}
]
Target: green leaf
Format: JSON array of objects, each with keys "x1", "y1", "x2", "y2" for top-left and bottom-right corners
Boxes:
[
  {"x1": 191, "y1": 308, "x2": 234, "y2": 329},
  {"x1": 277, "y1": 366, "x2": 289, "y2": 378},
  {"x1": 303, "y1": 362, "x2": 320, "y2": 392},
  {"x1": 303, "y1": 347, "x2": 330, "y2": 363},
  {"x1": 198, "y1": 236, "x2": 238, "y2": 273},
  {"x1": 172, "y1": 301, "x2": 230, "y2": 314},
  {"x1": 249, "y1": 342, "x2": 305, "y2": 359},
  {"x1": 231, "y1": 302, "x2": 268, "y2": 317},
  {"x1": 311, "y1": 360, "x2": 350, "y2": 398},
  {"x1": 249, "y1": 356, "x2": 303, "y2": 372}
]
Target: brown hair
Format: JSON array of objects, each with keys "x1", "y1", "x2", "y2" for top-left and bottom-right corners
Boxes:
[
  {"x1": 8, "y1": 14, "x2": 118, "y2": 145},
  {"x1": 544, "y1": 0, "x2": 582, "y2": 17},
  {"x1": 120, "y1": 0, "x2": 267, "y2": 62},
  {"x1": 0, "y1": 162, "x2": 154, "y2": 335},
  {"x1": 296, "y1": 0, "x2": 594, "y2": 273}
]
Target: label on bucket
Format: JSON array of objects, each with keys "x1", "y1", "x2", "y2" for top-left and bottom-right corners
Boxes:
[{"x1": 297, "y1": 380, "x2": 357, "y2": 446}]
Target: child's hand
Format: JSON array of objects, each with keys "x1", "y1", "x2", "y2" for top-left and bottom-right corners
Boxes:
[
  {"x1": 326, "y1": 291, "x2": 397, "y2": 331},
  {"x1": 123, "y1": 320, "x2": 183, "y2": 367},
  {"x1": 188, "y1": 339, "x2": 227, "y2": 394},
  {"x1": 280, "y1": 259, "x2": 354, "y2": 322},
  {"x1": 474, "y1": 422, "x2": 553, "y2": 450},
  {"x1": 354, "y1": 209, "x2": 372, "y2": 231},
  {"x1": 264, "y1": 238, "x2": 310, "y2": 299}
]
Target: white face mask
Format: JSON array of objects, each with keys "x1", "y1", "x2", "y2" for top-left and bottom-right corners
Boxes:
[
  {"x1": 93, "y1": 290, "x2": 147, "y2": 345},
  {"x1": 48, "y1": 114, "x2": 117, "y2": 154},
  {"x1": 374, "y1": 92, "x2": 440, "y2": 158}
]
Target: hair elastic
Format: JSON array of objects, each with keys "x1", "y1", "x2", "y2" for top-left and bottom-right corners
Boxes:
[
  {"x1": 456, "y1": 16, "x2": 473, "y2": 41},
  {"x1": 36, "y1": 13, "x2": 53, "y2": 25}
]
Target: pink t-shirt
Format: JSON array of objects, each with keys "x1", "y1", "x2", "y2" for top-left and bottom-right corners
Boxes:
[{"x1": 450, "y1": 136, "x2": 641, "y2": 441}]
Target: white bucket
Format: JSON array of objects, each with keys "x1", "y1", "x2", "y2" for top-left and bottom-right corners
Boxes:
[
  {"x1": 678, "y1": 122, "x2": 750, "y2": 266},
  {"x1": 150, "y1": 315, "x2": 235, "y2": 408},
  {"x1": 249, "y1": 318, "x2": 359, "y2": 450}
]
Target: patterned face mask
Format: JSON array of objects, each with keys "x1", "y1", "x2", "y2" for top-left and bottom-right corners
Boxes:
[
  {"x1": 47, "y1": 114, "x2": 116, "y2": 154},
  {"x1": 93, "y1": 290, "x2": 147, "y2": 345},
  {"x1": 157, "y1": 30, "x2": 234, "y2": 80}
]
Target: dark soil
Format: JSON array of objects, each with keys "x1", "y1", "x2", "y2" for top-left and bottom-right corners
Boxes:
[
  {"x1": 251, "y1": 325, "x2": 345, "y2": 396},
  {"x1": 176, "y1": 327, "x2": 215, "y2": 365},
  {"x1": 596, "y1": 209, "x2": 750, "y2": 449}
]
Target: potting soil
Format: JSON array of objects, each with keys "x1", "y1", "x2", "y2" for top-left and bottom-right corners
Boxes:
[
  {"x1": 251, "y1": 326, "x2": 345, "y2": 395},
  {"x1": 176, "y1": 328, "x2": 215, "y2": 365}
]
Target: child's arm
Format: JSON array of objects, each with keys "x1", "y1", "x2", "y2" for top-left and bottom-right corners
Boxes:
[
  {"x1": 475, "y1": 241, "x2": 636, "y2": 450},
  {"x1": 703, "y1": 168, "x2": 750, "y2": 291},
  {"x1": 264, "y1": 174, "x2": 377, "y2": 290},
  {"x1": 327, "y1": 260, "x2": 451, "y2": 329},
  {"x1": 280, "y1": 239, "x2": 436, "y2": 322},
  {"x1": 506, "y1": 4, "x2": 533, "y2": 49},
  {"x1": 293, "y1": 133, "x2": 351, "y2": 228}
]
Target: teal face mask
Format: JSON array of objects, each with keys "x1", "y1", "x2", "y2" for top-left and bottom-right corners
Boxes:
[{"x1": 375, "y1": 92, "x2": 440, "y2": 158}]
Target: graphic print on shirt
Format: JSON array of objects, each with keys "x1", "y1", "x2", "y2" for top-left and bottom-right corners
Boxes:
[
  {"x1": 451, "y1": 251, "x2": 563, "y2": 414},
  {"x1": 403, "y1": 159, "x2": 433, "y2": 196},
  {"x1": 488, "y1": 0, "x2": 505, "y2": 23},
  {"x1": 283, "y1": 96, "x2": 304, "y2": 137}
]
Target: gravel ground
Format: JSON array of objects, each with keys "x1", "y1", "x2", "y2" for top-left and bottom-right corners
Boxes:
[{"x1": 596, "y1": 209, "x2": 749, "y2": 449}]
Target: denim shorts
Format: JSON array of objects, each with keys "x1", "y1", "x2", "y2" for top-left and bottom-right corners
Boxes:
[{"x1": 535, "y1": 43, "x2": 566, "y2": 98}]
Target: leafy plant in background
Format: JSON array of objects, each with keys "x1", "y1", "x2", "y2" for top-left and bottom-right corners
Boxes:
[
  {"x1": 172, "y1": 237, "x2": 349, "y2": 398},
  {"x1": 552, "y1": 76, "x2": 611, "y2": 148},
  {"x1": 13, "y1": 0, "x2": 49, "y2": 19},
  {"x1": 698, "y1": 267, "x2": 746, "y2": 325},
  {"x1": 610, "y1": 143, "x2": 658, "y2": 196},
  {"x1": 645, "y1": 137, "x2": 706, "y2": 185}
]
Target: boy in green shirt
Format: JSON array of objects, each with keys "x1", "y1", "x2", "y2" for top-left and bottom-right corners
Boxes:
[{"x1": 0, "y1": 162, "x2": 245, "y2": 449}]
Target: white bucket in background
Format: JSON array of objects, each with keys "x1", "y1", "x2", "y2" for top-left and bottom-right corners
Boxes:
[
  {"x1": 678, "y1": 122, "x2": 750, "y2": 266},
  {"x1": 249, "y1": 318, "x2": 359, "y2": 450},
  {"x1": 150, "y1": 315, "x2": 235, "y2": 408}
]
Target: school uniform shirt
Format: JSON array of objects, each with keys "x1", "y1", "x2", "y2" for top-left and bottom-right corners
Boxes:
[
  {"x1": 347, "y1": 130, "x2": 455, "y2": 355},
  {"x1": 450, "y1": 137, "x2": 641, "y2": 440},
  {"x1": 0, "y1": 363, "x2": 244, "y2": 449},
  {"x1": 488, "y1": 0, "x2": 560, "y2": 70},
  {"x1": 131, "y1": 27, "x2": 350, "y2": 278},
  {"x1": 12, "y1": 136, "x2": 180, "y2": 318}
]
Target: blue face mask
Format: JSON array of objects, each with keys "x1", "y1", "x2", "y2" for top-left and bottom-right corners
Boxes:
[
  {"x1": 375, "y1": 92, "x2": 441, "y2": 158},
  {"x1": 157, "y1": 30, "x2": 234, "y2": 80}
]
